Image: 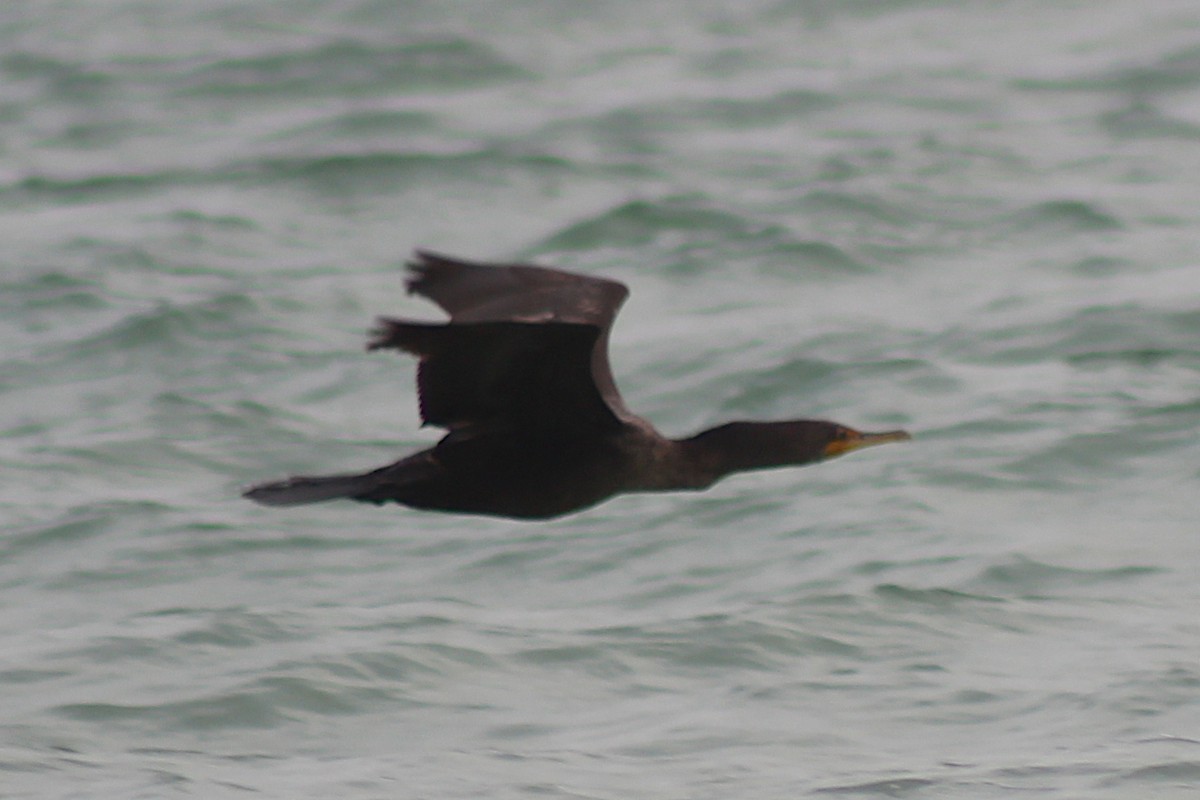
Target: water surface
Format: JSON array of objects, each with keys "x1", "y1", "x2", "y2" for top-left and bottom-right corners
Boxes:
[{"x1": 3, "y1": 1, "x2": 1200, "y2": 797}]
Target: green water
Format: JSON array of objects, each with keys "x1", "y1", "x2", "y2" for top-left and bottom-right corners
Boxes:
[{"x1": 3, "y1": 1, "x2": 1200, "y2": 797}]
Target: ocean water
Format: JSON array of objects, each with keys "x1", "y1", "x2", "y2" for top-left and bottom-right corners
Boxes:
[{"x1": 3, "y1": 0, "x2": 1200, "y2": 797}]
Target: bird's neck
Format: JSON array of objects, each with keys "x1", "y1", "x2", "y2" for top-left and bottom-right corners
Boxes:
[
  {"x1": 622, "y1": 426, "x2": 764, "y2": 492},
  {"x1": 677, "y1": 421, "x2": 826, "y2": 480},
  {"x1": 623, "y1": 420, "x2": 827, "y2": 493}
]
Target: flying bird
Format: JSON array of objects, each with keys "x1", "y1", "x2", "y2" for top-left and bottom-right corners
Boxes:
[{"x1": 244, "y1": 251, "x2": 910, "y2": 519}]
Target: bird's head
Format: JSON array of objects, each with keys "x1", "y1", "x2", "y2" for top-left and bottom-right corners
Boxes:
[{"x1": 686, "y1": 419, "x2": 911, "y2": 478}]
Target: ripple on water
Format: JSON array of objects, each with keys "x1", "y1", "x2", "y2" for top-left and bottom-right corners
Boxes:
[
  {"x1": 1015, "y1": 42, "x2": 1200, "y2": 94},
  {"x1": 537, "y1": 196, "x2": 876, "y2": 276},
  {"x1": 813, "y1": 776, "x2": 937, "y2": 796},
  {"x1": 3, "y1": 2, "x2": 1200, "y2": 797},
  {"x1": 581, "y1": 615, "x2": 864, "y2": 675},
  {"x1": 243, "y1": 148, "x2": 574, "y2": 197},
  {"x1": 70, "y1": 294, "x2": 257, "y2": 352},
  {"x1": 1, "y1": 271, "x2": 106, "y2": 314},
  {"x1": 539, "y1": 196, "x2": 762, "y2": 250},
  {"x1": 4, "y1": 501, "x2": 170, "y2": 561},
  {"x1": 54, "y1": 692, "x2": 289, "y2": 731},
  {"x1": 965, "y1": 556, "x2": 1161, "y2": 598},
  {"x1": 998, "y1": 199, "x2": 1123, "y2": 238},
  {"x1": 933, "y1": 303, "x2": 1200, "y2": 366},
  {"x1": 177, "y1": 37, "x2": 529, "y2": 98}
]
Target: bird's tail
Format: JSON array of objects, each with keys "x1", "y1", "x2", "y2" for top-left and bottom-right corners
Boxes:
[
  {"x1": 242, "y1": 452, "x2": 440, "y2": 507},
  {"x1": 242, "y1": 471, "x2": 384, "y2": 506}
]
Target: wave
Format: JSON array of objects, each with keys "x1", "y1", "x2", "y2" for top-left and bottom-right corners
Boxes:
[
  {"x1": 932, "y1": 303, "x2": 1200, "y2": 366},
  {"x1": 177, "y1": 37, "x2": 529, "y2": 98},
  {"x1": 1015, "y1": 42, "x2": 1200, "y2": 94},
  {"x1": 967, "y1": 556, "x2": 1161, "y2": 596},
  {"x1": 244, "y1": 147, "x2": 574, "y2": 192},
  {"x1": 537, "y1": 196, "x2": 873, "y2": 273},
  {"x1": 998, "y1": 199, "x2": 1122, "y2": 237},
  {"x1": 58, "y1": 293, "x2": 260, "y2": 358}
]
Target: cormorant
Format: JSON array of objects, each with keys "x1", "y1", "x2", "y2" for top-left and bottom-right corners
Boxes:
[{"x1": 244, "y1": 251, "x2": 910, "y2": 519}]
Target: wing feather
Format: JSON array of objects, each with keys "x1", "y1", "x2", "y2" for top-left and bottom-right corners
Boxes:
[
  {"x1": 375, "y1": 251, "x2": 636, "y2": 425},
  {"x1": 406, "y1": 250, "x2": 629, "y2": 327},
  {"x1": 369, "y1": 318, "x2": 621, "y2": 435}
]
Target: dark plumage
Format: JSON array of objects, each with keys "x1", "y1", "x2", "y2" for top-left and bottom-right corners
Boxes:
[{"x1": 243, "y1": 251, "x2": 910, "y2": 519}]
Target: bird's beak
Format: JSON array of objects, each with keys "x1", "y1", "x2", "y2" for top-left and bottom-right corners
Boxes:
[{"x1": 823, "y1": 428, "x2": 912, "y2": 459}]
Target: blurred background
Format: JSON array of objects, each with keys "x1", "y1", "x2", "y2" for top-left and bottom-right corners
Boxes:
[{"x1": 2, "y1": 1, "x2": 1199, "y2": 797}]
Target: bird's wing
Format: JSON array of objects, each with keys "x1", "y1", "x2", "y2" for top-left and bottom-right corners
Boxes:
[
  {"x1": 406, "y1": 250, "x2": 628, "y2": 327},
  {"x1": 389, "y1": 251, "x2": 635, "y2": 423},
  {"x1": 369, "y1": 318, "x2": 624, "y2": 436}
]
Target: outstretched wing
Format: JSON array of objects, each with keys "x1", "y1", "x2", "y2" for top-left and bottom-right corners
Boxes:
[
  {"x1": 369, "y1": 251, "x2": 635, "y2": 435},
  {"x1": 369, "y1": 318, "x2": 619, "y2": 436},
  {"x1": 406, "y1": 250, "x2": 628, "y2": 327}
]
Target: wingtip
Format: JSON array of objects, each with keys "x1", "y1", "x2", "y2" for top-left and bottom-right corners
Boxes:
[
  {"x1": 404, "y1": 250, "x2": 434, "y2": 295},
  {"x1": 366, "y1": 317, "x2": 395, "y2": 351},
  {"x1": 408, "y1": 249, "x2": 436, "y2": 267},
  {"x1": 404, "y1": 249, "x2": 477, "y2": 297},
  {"x1": 365, "y1": 317, "x2": 432, "y2": 354}
]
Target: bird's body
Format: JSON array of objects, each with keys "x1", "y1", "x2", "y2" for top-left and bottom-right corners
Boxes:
[{"x1": 244, "y1": 252, "x2": 909, "y2": 519}]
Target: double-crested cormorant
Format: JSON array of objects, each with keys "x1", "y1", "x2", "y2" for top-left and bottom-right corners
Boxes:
[{"x1": 244, "y1": 251, "x2": 910, "y2": 519}]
